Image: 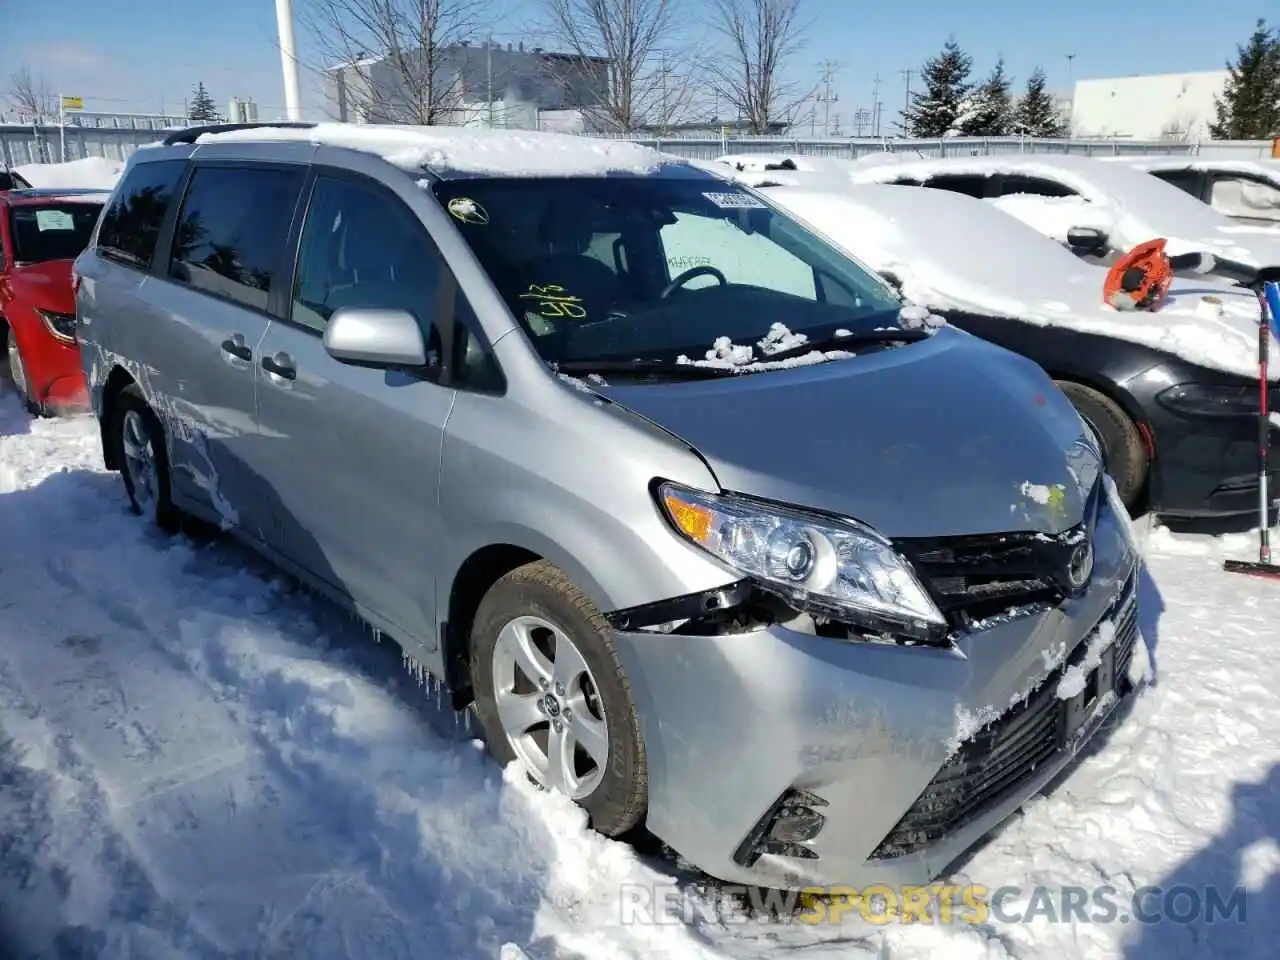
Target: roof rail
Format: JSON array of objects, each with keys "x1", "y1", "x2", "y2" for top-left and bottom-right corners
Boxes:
[{"x1": 161, "y1": 121, "x2": 318, "y2": 146}]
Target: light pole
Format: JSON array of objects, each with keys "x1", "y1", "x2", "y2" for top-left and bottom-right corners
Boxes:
[{"x1": 275, "y1": 0, "x2": 302, "y2": 120}]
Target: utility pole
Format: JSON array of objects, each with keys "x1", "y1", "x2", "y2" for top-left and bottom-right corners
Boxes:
[
  {"x1": 274, "y1": 0, "x2": 302, "y2": 120},
  {"x1": 487, "y1": 36, "x2": 494, "y2": 128},
  {"x1": 871, "y1": 72, "x2": 882, "y2": 137},
  {"x1": 901, "y1": 69, "x2": 911, "y2": 133},
  {"x1": 659, "y1": 50, "x2": 671, "y2": 134},
  {"x1": 816, "y1": 60, "x2": 840, "y2": 137}
]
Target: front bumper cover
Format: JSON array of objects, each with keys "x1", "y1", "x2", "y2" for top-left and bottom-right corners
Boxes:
[{"x1": 611, "y1": 490, "x2": 1140, "y2": 890}]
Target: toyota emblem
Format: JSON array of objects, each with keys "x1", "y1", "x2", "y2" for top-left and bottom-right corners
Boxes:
[{"x1": 1068, "y1": 541, "x2": 1094, "y2": 589}]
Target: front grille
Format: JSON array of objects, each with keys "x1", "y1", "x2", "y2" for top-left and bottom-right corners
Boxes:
[{"x1": 870, "y1": 570, "x2": 1138, "y2": 861}]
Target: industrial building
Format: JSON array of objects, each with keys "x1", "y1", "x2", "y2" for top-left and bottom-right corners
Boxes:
[{"x1": 1069, "y1": 70, "x2": 1229, "y2": 141}]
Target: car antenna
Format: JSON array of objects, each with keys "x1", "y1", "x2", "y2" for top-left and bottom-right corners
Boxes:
[{"x1": 1223, "y1": 279, "x2": 1280, "y2": 579}]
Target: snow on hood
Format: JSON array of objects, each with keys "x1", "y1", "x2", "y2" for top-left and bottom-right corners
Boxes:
[
  {"x1": 986, "y1": 194, "x2": 1115, "y2": 244},
  {"x1": 15, "y1": 156, "x2": 123, "y2": 190},
  {"x1": 193, "y1": 123, "x2": 669, "y2": 178},
  {"x1": 846, "y1": 154, "x2": 1280, "y2": 267},
  {"x1": 757, "y1": 183, "x2": 1280, "y2": 381}
]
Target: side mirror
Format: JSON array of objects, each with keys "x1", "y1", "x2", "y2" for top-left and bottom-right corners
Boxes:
[
  {"x1": 1066, "y1": 226, "x2": 1109, "y2": 256},
  {"x1": 323, "y1": 307, "x2": 430, "y2": 369}
]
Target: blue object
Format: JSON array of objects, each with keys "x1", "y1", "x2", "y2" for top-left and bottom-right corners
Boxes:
[{"x1": 1265, "y1": 281, "x2": 1280, "y2": 341}]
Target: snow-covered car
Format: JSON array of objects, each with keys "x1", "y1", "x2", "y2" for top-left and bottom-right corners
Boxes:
[
  {"x1": 76, "y1": 120, "x2": 1139, "y2": 893},
  {"x1": 842, "y1": 153, "x2": 1280, "y2": 277},
  {"x1": 1108, "y1": 156, "x2": 1280, "y2": 227},
  {"x1": 699, "y1": 166, "x2": 1280, "y2": 518}
]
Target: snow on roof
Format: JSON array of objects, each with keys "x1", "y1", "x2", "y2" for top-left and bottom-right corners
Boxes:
[
  {"x1": 754, "y1": 180, "x2": 1277, "y2": 380},
  {"x1": 1108, "y1": 156, "x2": 1280, "y2": 181},
  {"x1": 193, "y1": 122, "x2": 672, "y2": 178},
  {"x1": 713, "y1": 153, "x2": 858, "y2": 175},
  {"x1": 15, "y1": 156, "x2": 124, "y2": 191},
  {"x1": 846, "y1": 153, "x2": 1280, "y2": 265}
]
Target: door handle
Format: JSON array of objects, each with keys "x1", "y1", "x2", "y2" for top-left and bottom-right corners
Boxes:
[
  {"x1": 220, "y1": 336, "x2": 252, "y2": 362},
  {"x1": 261, "y1": 352, "x2": 296, "y2": 381}
]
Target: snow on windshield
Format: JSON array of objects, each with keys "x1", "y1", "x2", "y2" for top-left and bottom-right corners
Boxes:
[
  {"x1": 194, "y1": 122, "x2": 668, "y2": 177},
  {"x1": 847, "y1": 155, "x2": 1280, "y2": 263},
  {"x1": 762, "y1": 184, "x2": 1278, "y2": 380},
  {"x1": 987, "y1": 194, "x2": 1115, "y2": 245}
]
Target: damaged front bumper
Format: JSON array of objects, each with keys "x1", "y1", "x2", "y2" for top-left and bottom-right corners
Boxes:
[{"x1": 610, "y1": 489, "x2": 1140, "y2": 891}]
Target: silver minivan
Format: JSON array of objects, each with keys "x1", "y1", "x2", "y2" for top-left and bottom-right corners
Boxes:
[{"x1": 75, "y1": 123, "x2": 1140, "y2": 891}]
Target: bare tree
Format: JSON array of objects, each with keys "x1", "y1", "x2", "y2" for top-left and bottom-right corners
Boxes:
[
  {"x1": 540, "y1": 0, "x2": 696, "y2": 132},
  {"x1": 705, "y1": 0, "x2": 810, "y2": 133},
  {"x1": 7, "y1": 65, "x2": 57, "y2": 121},
  {"x1": 298, "y1": 0, "x2": 490, "y2": 124}
]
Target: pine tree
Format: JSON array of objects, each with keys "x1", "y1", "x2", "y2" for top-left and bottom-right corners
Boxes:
[
  {"x1": 187, "y1": 82, "x2": 221, "y2": 123},
  {"x1": 1208, "y1": 19, "x2": 1280, "y2": 139},
  {"x1": 959, "y1": 58, "x2": 1014, "y2": 136},
  {"x1": 1012, "y1": 67, "x2": 1066, "y2": 137},
  {"x1": 901, "y1": 37, "x2": 973, "y2": 137}
]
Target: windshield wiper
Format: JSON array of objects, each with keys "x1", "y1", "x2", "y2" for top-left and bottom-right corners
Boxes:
[
  {"x1": 555, "y1": 358, "x2": 741, "y2": 379},
  {"x1": 760, "y1": 328, "x2": 930, "y2": 364}
]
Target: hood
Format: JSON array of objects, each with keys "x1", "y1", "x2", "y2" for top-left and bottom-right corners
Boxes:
[
  {"x1": 9, "y1": 259, "x2": 75, "y2": 313},
  {"x1": 761, "y1": 186, "x2": 1280, "y2": 382},
  {"x1": 595, "y1": 328, "x2": 1099, "y2": 539}
]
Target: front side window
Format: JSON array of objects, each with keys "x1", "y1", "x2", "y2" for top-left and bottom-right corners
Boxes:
[
  {"x1": 1209, "y1": 175, "x2": 1280, "y2": 222},
  {"x1": 1150, "y1": 168, "x2": 1201, "y2": 197},
  {"x1": 430, "y1": 176, "x2": 902, "y2": 367},
  {"x1": 97, "y1": 159, "x2": 187, "y2": 269},
  {"x1": 924, "y1": 174, "x2": 989, "y2": 198},
  {"x1": 9, "y1": 203, "x2": 103, "y2": 264},
  {"x1": 168, "y1": 164, "x2": 305, "y2": 311}
]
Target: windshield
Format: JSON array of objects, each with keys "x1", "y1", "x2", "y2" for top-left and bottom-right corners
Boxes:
[
  {"x1": 431, "y1": 175, "x2": 902, "y2": 365},
  {"x1": 9, "y1": 202, "x2": 103, "y2": 263}
]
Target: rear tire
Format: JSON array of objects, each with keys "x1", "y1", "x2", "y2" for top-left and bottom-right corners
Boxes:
[
  {"x1": 471, "y1": 560, "x2": 647, "y2": 837},
  {"x1": 1055, "y1": 380, "x2": 1147, "y2": 508},
  {"x1": 110, "y1": 385, "x2": 180, "y2": 533}
]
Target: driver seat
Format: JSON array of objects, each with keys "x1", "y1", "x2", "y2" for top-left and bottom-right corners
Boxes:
[{"x1": 520, "y1": 210, "x2": 621, "y2": 322}]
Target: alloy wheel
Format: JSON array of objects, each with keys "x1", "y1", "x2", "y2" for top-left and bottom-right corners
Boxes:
[
  {"x1": 490, "y1": 614, "x2": 610, "y2": 799},
  {"x1": 121, "y1": 409, "x2": 159, "y2": 514}
]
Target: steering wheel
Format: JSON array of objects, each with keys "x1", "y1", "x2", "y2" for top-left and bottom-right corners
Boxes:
[{"x1": 660, "y1": 265, "x2": 728, "y2": 299}]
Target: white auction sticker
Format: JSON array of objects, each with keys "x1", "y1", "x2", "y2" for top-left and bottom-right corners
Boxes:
[
  {"x1": 703, "y1": 192, "x2": 767, "y2": 209},
  {"x1": 35, "y1": 210, "x2": 75, "y2": 231}
]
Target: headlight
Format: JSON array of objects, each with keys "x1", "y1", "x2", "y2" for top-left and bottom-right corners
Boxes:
[
  {"x1": 656, "y1": 482, "x2": 947, "y2": 641},
  {"x1": 36, "y1": 308, "x2": 77, "y2": 344},
  {"x1": 1155, "y1": 382, "x2": 1259, "y2": 417}
]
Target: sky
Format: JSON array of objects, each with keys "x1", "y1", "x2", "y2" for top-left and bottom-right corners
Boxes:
[{"x1": 0, "y1": 0, "x2": 1272, "y2": 129}]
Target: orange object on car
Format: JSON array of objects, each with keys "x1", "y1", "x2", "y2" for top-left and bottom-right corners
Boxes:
[{"x1": 1103, "y1": 238, "x2": 1173, "y2": 311}]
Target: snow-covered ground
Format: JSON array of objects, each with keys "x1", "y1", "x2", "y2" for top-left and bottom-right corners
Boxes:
[
  {"x1": 14, "y1": 157, "x2": 124, "y2": 191},
  {"x1": 1, "y1": 386, "x2": 1278, "y2": 959}
]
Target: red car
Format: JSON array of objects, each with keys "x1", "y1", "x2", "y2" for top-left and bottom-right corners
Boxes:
[{"x1": 1, "y1": 188, "x2": 108, "y2": 415}]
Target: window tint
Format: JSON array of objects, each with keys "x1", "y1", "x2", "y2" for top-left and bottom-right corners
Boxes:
[
  {"x1": 169, "y1": 164, "x2": 305, "y2": 311},
  {"x1": 97, "y1": 159, "x2": 187, "y2": 269},
  {"x1": 1150, "y1": 168, "x2": 1201, "y2": 197},
  {"x1": 998, "y1": 175, "x2": 1078, "y2": 198},
  {"x1": 924, "y1": 174, "x2": 989, "y2": 198},
  {"x1": 9, "y1": 202, "x2": 103, "y2": 263}
]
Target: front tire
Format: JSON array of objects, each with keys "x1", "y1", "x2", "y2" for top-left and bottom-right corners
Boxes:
[
  {"x1": 1055, "y1": 380, "x2": 1148, "y2": 508},
  {"x1": 471, "y1": 561, "x2": 647, "y2": 837},
  {"x1": 110, "y1": 385, "x2": 180, "y2": 533},
  {"x1": 5, "y1": 326, "x2": 40, "y2": 416}
]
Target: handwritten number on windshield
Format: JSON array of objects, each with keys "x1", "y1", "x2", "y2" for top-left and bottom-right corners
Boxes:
[{"x1": 520, "y1": 284, "x2": 587, "y2": 319}]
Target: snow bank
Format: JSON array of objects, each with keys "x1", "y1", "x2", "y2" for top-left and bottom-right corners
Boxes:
[
  {"x1": 846, "y1": 154, "x2": 1280, "y2": 266},
  {"x1": 754, "y1": 181, "x2": 1279, "y2": 380},
  {"x1": 14, "y1": 156, "x2": 123, "y2": 190},
  {"x1": 195, "y1": 122, "x2": 669, "y2": 178}
]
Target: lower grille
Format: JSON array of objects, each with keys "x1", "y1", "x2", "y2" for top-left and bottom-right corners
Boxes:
[{"x1": 870, "y1": 570, "x2": 1138, "y2": 861}]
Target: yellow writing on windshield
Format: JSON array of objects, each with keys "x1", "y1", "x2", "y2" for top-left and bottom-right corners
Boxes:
[{"x1": 520, "y1": 284, "x2": 586, "y2": 319}]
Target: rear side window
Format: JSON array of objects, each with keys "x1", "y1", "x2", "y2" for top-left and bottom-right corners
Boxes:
[
  {"x1": 168, "y1": 164, "x2": 306, "y2": 312},
  {"x1": 997, "y1": 175, "x2": 1078, "y2": 198},
  {"x1": 97, "y1": 159, "x2": 187, "y2": 269},
  {"x1": 923, "y1": 174, "x2": 989, "y2": 198},
  {"x1": 1150, "y1": 168, "x2": 1201, "y2": 197}
]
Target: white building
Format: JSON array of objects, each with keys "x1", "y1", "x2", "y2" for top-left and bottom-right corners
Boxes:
[
  {"x1": 1069, "y1": 70, "x2": 1228, "y2": 141},
  {"x1": 227, "y1": 97, "x2": 259, "y2": 123}
]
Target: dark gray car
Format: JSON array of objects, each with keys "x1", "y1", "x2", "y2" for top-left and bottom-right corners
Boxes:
[{"x1": 74, "y1": 122, "x2": 1140, "y2": 891}]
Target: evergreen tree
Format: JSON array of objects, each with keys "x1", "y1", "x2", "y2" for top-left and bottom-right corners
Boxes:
[
  {"x1": 1209, "y1": 19, "x2": 1280, "y2": 139},
  {"x1": 187, "y1": 82, "x2": 221, "y2": 123},
  {"x1": 1012, "y1": 67, "x2": 1066, "y2": 137},
  {"x1": 901, "y1": 37, "x2": 973, "y2": 137},
  {"x1": 959, "y1": 57, "x2": 1014, "y2": 136}
]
